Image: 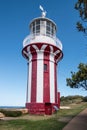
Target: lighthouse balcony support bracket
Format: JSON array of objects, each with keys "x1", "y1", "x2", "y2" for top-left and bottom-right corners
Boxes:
[{"x1": 22, "y1": 43, "x2": 63, "y2": 63}]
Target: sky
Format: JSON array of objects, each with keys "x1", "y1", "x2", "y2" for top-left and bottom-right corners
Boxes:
[{"x1": 0, "y1": 0, "x2": 87, "y2": 106}]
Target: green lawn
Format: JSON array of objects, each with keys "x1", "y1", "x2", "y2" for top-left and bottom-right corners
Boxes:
[
  {"x1": 0, "y1": 119, "x2": 67, "y2": 130},
  {"x1": 56, "y1": 102, "x2": 87, "y2": 118},
  {"x1": 0, "y1": 102, "x2": 87, "y2": 130}
]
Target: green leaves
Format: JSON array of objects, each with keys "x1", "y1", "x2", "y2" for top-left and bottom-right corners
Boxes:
[
  {"x1": 75, "y1": 0, "x2": 87, "y2": 34},
  {"x1": 66, "y1": 63, "x2": 87, "y2": 90},
  {"x1": 76, "y1": 22, "x2": 85, "y2": 32}
]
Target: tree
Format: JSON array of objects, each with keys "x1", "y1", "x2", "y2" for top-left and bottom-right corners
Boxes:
[
  {"x1": 75, "y1": 0, "x2": 87, "y2": 34},
  {"x1": 66, "y1": 63, "x2": 87, "y2": 90}
]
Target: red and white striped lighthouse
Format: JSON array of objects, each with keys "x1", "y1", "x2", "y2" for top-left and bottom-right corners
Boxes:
[{"x1": 22, "y1": 6, "x2": 63, "y2": 115}]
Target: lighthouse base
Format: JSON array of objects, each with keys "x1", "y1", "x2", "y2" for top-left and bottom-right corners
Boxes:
[{"x1": 26, "y1": 103, "x2": 59, "y2": 115}]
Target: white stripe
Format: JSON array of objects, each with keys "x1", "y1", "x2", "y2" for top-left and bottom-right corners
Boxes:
[
  {"x1": 23, "y1": 50, "x2": 28, "y2": 57},
  {"x1": 36, "y1": 52, "x2": 43, "y2": 102},
  {"x1": 27, "y1": 46, "x2": 30, "y2": 52},
  {"x1": 56, "y1": 53, "x2": 62, "y2": 63},
  {"x1": 41, "y1": 44, "x2": 47, "y2": 50},
  {"x1": 27, "y1": 54, "x2": 32, "y2": 102},
  {"x1": 32, "y1": 45, "x2": 39, "y2": 50},
  {"x1": 50, "y1": 46, "x2": 53, "y2": 53},
  {"x1": 54, "y1": 50, "x2": 60, "y2": 55},
  {"x1": 50, "y1": 54, "x2": 55, "y2": 103}
]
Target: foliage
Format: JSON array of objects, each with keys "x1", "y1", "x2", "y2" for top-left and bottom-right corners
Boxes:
[
  {"x1": 66, "y1": 63, "x2": 87, "y2": 90},
  {"x1": 0, "y1": 109, "x2": 22, "y2": 117},
  {"x1": 60, "y1": 95, "x2": 83, "y2": 105},
  {"x1": 61, "y1": 95, "x2": 83, "y2": 101},
  {"x1": 75, "y1": 0, "x2": 87, "y2": 34},
  {"x1": 83, "y1": 96, "x2": 87, "y2": 101}
]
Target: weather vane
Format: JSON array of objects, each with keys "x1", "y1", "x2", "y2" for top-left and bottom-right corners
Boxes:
[{"x1": 39, "y1": 5, "x2": 47, "y2": 17}]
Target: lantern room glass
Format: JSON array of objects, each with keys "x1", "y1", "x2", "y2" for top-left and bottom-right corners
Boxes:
[{"x1": 30, "y1": 19, "x2": 56, "y2": 38}]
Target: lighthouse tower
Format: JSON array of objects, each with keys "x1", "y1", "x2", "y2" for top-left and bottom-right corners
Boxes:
[{"x1": 22, "y1": 6, "x2": 63, "y2": 115}]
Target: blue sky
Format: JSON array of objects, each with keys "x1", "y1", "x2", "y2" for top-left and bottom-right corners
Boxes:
[{"x1": 0, "y1": 0, "x2": 87, "y2": 106}]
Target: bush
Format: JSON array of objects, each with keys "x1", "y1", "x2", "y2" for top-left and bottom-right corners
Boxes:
[
  {"x1": 60, "y1": 95, "x2": 84, "y2": 106},
  {"x1": 83, "y1": 96, "x2": 87, "y2": 102},
  {"x1": 0, "y1": 109, "x2": 22, "y2": 117}
]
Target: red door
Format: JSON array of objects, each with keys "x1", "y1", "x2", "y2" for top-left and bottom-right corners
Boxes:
[{"x1": 45, "y1": 103, "x2": 52, "y2": 115}]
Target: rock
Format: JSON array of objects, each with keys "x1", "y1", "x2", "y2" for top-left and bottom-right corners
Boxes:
[
  {"x1": 21, "y1": 109, "x2": 28, "y2": 114},
  {"x1": 60, "y1": 106, "x2": 71, "y2": 109},
  {"x1": 0, "y1": 112, "x2": 5, "y2": 118},
  {"x1": 16, "y1": 109, "x2": 28, "y2": 114}
]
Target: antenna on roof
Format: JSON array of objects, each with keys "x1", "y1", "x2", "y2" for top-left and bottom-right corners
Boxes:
[{"x1": 39, "y1": 5, "x2": 46, "y2": 17}]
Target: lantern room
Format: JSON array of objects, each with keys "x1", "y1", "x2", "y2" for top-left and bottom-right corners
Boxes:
[{"x1": 23, "y1": 13, "x2": 62, "y2": 50}]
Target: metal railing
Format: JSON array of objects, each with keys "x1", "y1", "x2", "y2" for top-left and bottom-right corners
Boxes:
[{"x1": 23, "y1": 33, "x2": 62, "y2": 50}]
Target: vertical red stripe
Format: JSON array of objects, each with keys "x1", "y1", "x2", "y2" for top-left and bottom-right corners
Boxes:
[
  {"x1": 31, "y1": 52, "x2": 37, "y2": 102},
  {"x1": 43, "y1": 52, "x2": 50, "y2": 103},
  {"x1": 26, "y1": 62, "x2": 29, "y2": 102},
  {"x1": 54, "y1": 62, "x2": 57, "y2": 103},
  {"x1": 58, "y1": 92, "x2": 60, "y2": 108}
]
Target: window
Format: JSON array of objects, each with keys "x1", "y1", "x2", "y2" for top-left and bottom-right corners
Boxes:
[
  {"x1": 36, "y1": 20, "x2": 40, "y2": 34},
  {"x1": 32, "y1": 22, "x2": 35, "y2": 34},
  {"x1": 36, "y1": 25, "x2": 40, "y2": 34},
  {"x1": 30, "y1": 19, "x2": 56, "y2": 38},
  {"x1": 44, "y1": 64, "x2": 47, "y2": 71},
  {"x1": 46, "y1": 21, "x2": 56, "y2": 37},
  {"x1": 47, "y1": 21, "x2": 50, "y2": 26},
  {"x1": 36, "y1": 20, "x2": 40, "y2": 25},
  {"x1": 46, "y1": 21, "x2": 50, "y2": 36},
  {"x1": 33, "y1": 26, "x2": 35, "y2": 33}
]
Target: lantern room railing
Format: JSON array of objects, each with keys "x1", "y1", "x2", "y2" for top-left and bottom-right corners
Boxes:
[{"x1": 23, "y1": 33, "x2": 62, "y2": 50}]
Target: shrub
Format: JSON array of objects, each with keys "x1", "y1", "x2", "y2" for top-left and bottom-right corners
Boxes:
[
  {"x1": 83, "y1": 96, "x2": 87, "y2": 102},
  {"x1": 60, "y1": 95, "x2": 84, "y2": 106},
  {"x1": 0, "y1": 109, "x2": 22, "y2": 117}
]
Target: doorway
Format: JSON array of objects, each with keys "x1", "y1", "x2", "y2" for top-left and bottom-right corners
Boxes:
[{"x1": 45, "y1": 103, "x2": 52, "y2": 115}]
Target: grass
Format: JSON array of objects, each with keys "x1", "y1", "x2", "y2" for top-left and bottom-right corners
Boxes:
[
  {"x1": 0, "y1": 119, "x2": 67, "y2": 130},
  {"x1": 56, "y1": 102, "x2": 87, "y2": 119},
  {"x1": 0, "y1": 102, "x2": 87, "y2": 130}
]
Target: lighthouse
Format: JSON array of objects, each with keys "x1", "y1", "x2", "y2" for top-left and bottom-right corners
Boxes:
[{"x1": 22, "y1": 6, "x2": 63, "y2": 115}]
